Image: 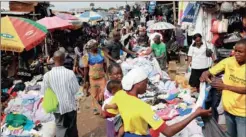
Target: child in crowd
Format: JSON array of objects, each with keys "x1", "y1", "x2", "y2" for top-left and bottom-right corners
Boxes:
[
  {"x1": 103, "y1": 63, "x2": 123, "y2": 137},
  {"x1": 102, "y1": 80, "x2": 124, "y2": 137}
]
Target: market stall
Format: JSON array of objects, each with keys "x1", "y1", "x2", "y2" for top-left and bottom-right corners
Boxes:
[{"x1": 179, "y1": 1, "x2": 246, "y2": 59}]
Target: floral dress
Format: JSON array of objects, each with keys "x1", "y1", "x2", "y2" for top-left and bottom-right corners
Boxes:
[{"x1": 82, "y1": 50, "x2": 106, "y2": 101}]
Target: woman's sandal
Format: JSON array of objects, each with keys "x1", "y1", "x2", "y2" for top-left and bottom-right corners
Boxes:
[{"x1": 93, "y1": 109, "x2": 100, "y2": 115}]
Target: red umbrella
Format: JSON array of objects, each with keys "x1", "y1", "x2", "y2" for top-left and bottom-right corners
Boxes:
[{"x1": 37, "y1": 16, "x2": 73, "y2": 31}]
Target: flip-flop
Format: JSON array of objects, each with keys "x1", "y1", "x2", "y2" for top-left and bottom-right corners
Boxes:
[{"x1": 93, "y1": 109, "x2": 99, "y2": 115}]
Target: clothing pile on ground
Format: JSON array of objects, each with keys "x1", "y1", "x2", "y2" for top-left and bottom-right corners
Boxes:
[
  {"x1": 1, "y1": 75, "x2": 83, "y2": 137},
  {"x1": 120, "y1": 56, "x2": 225, "y2": 137}
]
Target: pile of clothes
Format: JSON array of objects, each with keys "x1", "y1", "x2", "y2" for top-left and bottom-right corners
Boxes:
[
  {"x1": 1, "y1": 74, "x2": 84, "y2": 137},
  {"x1": 1, "y1": 75, "x2": 56, "y2": 137},
  {"x1": 120, "y1": 56, "x2": 208, "y2": 137}
]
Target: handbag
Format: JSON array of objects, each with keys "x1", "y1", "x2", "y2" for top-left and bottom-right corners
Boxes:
[
  {"x1": 220, "y1": 2, "x2": 234, "y2": 13},
  {"x1": 217, "y1": 48, "x2": 233, "y2": 58},
  {"x1": 211, "y1": 19, "x2": 228, "y2": 33},
  {"x1": 233, "y1": 2, "x2": 246, "y2": 10},
  {"x1": 205, "y1": 43, "x2": 213, "y2": 58},
  {"x1": 199, "y1": 2, "x2": 219, "y2": 13},
  {"x1": 228, "y1": 14, "x2": 243, "y2": 33},
  {"x1": 223, "y1": 32, "x2": 242, "y2": 43},
  {"x1": 42, "y1": 73, "x2": 58, "y2": 113}
]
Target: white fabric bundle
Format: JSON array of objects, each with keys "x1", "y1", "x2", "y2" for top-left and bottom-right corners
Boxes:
[{"x1": 122, "y1": 67, "x2": 148, "y2": 91}]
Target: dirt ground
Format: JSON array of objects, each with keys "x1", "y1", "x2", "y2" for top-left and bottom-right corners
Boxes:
[{"x1": 77, "y1": 96, "x2": 107, "y2": 137}]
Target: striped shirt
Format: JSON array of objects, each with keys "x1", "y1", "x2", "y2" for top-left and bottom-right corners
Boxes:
[{"x1": 41, "y1": 66, "x2": 79, "y2": 114}]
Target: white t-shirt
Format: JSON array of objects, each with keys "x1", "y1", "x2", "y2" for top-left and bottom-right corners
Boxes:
[
  {"x1": 105, "y1": 21, "x2": 110, "y2": 27},
  {"x1": 149, "y1": 32, "x2": 163, "y2": 45},
  {"x1": 140, "y1": 16, "x2": 146, "y2": 23},
  {"x1": 188, "y1": 43, "x2": 214, "y2": 69}
]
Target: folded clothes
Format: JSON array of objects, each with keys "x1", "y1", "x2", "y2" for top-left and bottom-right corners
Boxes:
[
  {"x1": 166, "y1": 98, "x2": 181, "y2": 105},
  {"x1": 25, "y1": 85, "x2": 41, "y2": 92},
  {"x1": 156, "y1": 108, "x2": 179, "y2": 120},
  {"x1": 177, "y1": 108, "x2": 192, "y2": 116},
  {"x1": 165, "y1": 93, "x2": 179, "y2": 101}
]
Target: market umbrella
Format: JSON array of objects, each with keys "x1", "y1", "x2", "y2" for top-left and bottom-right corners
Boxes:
[
  {"x1": 147, "y1": 20, "x2": 156, "y2": 27},
  {"x1": 55, "y1": 13, "x2": 78, "y2": 20},
  {"x1": 147, "y1": 22, "x2": 176, "y2": 31},
  {"x1": 1, "y1": 16, "x2": 48, "y2": 52},
  {"x1": 75, "y1": 11, "x2": 103, "y2": 22},
  {"x1": 37, "y1": 16, "x2": 73, "y2": 31},
  {"x1": 55, "y1": 13, "x2": 82, "y2": 29}
]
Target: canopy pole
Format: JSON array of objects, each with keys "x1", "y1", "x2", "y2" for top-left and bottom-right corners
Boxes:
[{"x1": 45, "y1": 38, "x2": 48, "y2": 57}]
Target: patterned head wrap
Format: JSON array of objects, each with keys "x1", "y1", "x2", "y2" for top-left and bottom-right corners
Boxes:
[{"x1": 85, "y1": 39, "x2": 98, "y2": 49}]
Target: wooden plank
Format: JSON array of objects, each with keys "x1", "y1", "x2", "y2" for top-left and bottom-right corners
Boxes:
[{"x1": 9, "y1": 1, "x2": 37, "y2": 12}]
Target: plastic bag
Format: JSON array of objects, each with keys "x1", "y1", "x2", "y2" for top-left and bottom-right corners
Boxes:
[
  {"x1": 38, "y1": 121, "x2": 56, "y2": 137},
  {"x1": 185, "y1": 67, "x2": 191, "y2": 81},
  {"x1": 42, "y1": 87, "x2": 58, "y2": 113}
]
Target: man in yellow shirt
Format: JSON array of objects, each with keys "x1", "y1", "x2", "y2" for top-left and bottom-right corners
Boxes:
[
  {"x1": 200, "y1": 39, "x2": 246, "y2": 137},
  {"x1": 106, "y1": 67, "x2": 211, "y2": 137}
]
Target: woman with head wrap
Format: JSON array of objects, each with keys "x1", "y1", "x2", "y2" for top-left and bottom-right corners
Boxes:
[
  {"x1": 105, "y1": 67, "x2": 212, "y2": 137},
  {"x1": 82, "y1": 39, "x2": 107, "y2": 115}
]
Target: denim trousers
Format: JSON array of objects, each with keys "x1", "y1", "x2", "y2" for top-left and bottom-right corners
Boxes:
[{"x1": 225, "y1": 111, "x2": 246, "y2": 137}]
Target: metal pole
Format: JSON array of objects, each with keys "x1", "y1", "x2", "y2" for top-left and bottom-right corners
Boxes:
[
  {"x1": 173, "y1": 1, "x2": 176, "y2": 24},
  {"x1": 45, "y1": 38, "x2": 48, "y2": 57}
]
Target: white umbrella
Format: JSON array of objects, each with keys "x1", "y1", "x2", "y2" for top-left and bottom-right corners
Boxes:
[
  {"x1": 147, "y1": 22, "x2": 175, "y2": 31},
  {"x1": 147, "y1": 20, "x2": 156, "y2": 27}
]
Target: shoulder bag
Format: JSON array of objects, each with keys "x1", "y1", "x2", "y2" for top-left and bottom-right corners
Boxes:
[{"x1": 205, "y1": 43, "x2": 213, "y2": 58}]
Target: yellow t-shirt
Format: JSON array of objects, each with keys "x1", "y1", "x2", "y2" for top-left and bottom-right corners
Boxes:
[
  {"x1": 209, "y1": 57, "x2": 246, "y2": 117},
  {"x1": 107, "y1": 90, "x2": 165, "y2": 135}
]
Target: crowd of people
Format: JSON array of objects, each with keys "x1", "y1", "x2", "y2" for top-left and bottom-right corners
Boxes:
[{"x1": 1, "y1": 10, "x2": 246, "y2": 137}]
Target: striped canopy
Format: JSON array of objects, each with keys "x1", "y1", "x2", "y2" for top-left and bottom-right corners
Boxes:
[
  {"x1": 75, "y1": 11, "x2": 102, "y2": 22},
  {"x1": 1, "y1": 16, "x2": 48, "y2": 52},
  {"x1": 147, "y1": 22, "x2": 175, "y2": 31}
]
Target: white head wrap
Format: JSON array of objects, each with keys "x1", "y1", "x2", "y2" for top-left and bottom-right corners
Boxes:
[
  {"x1": 122, "y1": 67, "x2": 148, "y2": 91},
  {"x1": 59, "y1": 47, "x2": 66, "y2": 54}
]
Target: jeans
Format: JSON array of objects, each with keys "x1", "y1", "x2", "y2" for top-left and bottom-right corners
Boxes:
[
  {"x1": 156, "y1": 56, "x2": 166, "y2": 70},
  {"x1": 225, "y1": 111, "x2": 246, "y2": 137},
  {"x1": 54, "y1": 111, "x2": 78, "y2": 137},
  {"x1": 205, "y1": 87, "x2": 222, "y2": 121}
]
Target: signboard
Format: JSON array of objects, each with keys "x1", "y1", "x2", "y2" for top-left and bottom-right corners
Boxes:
[{"x1": 181, "y1": 2, "x2": 200, "y2": 24}]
